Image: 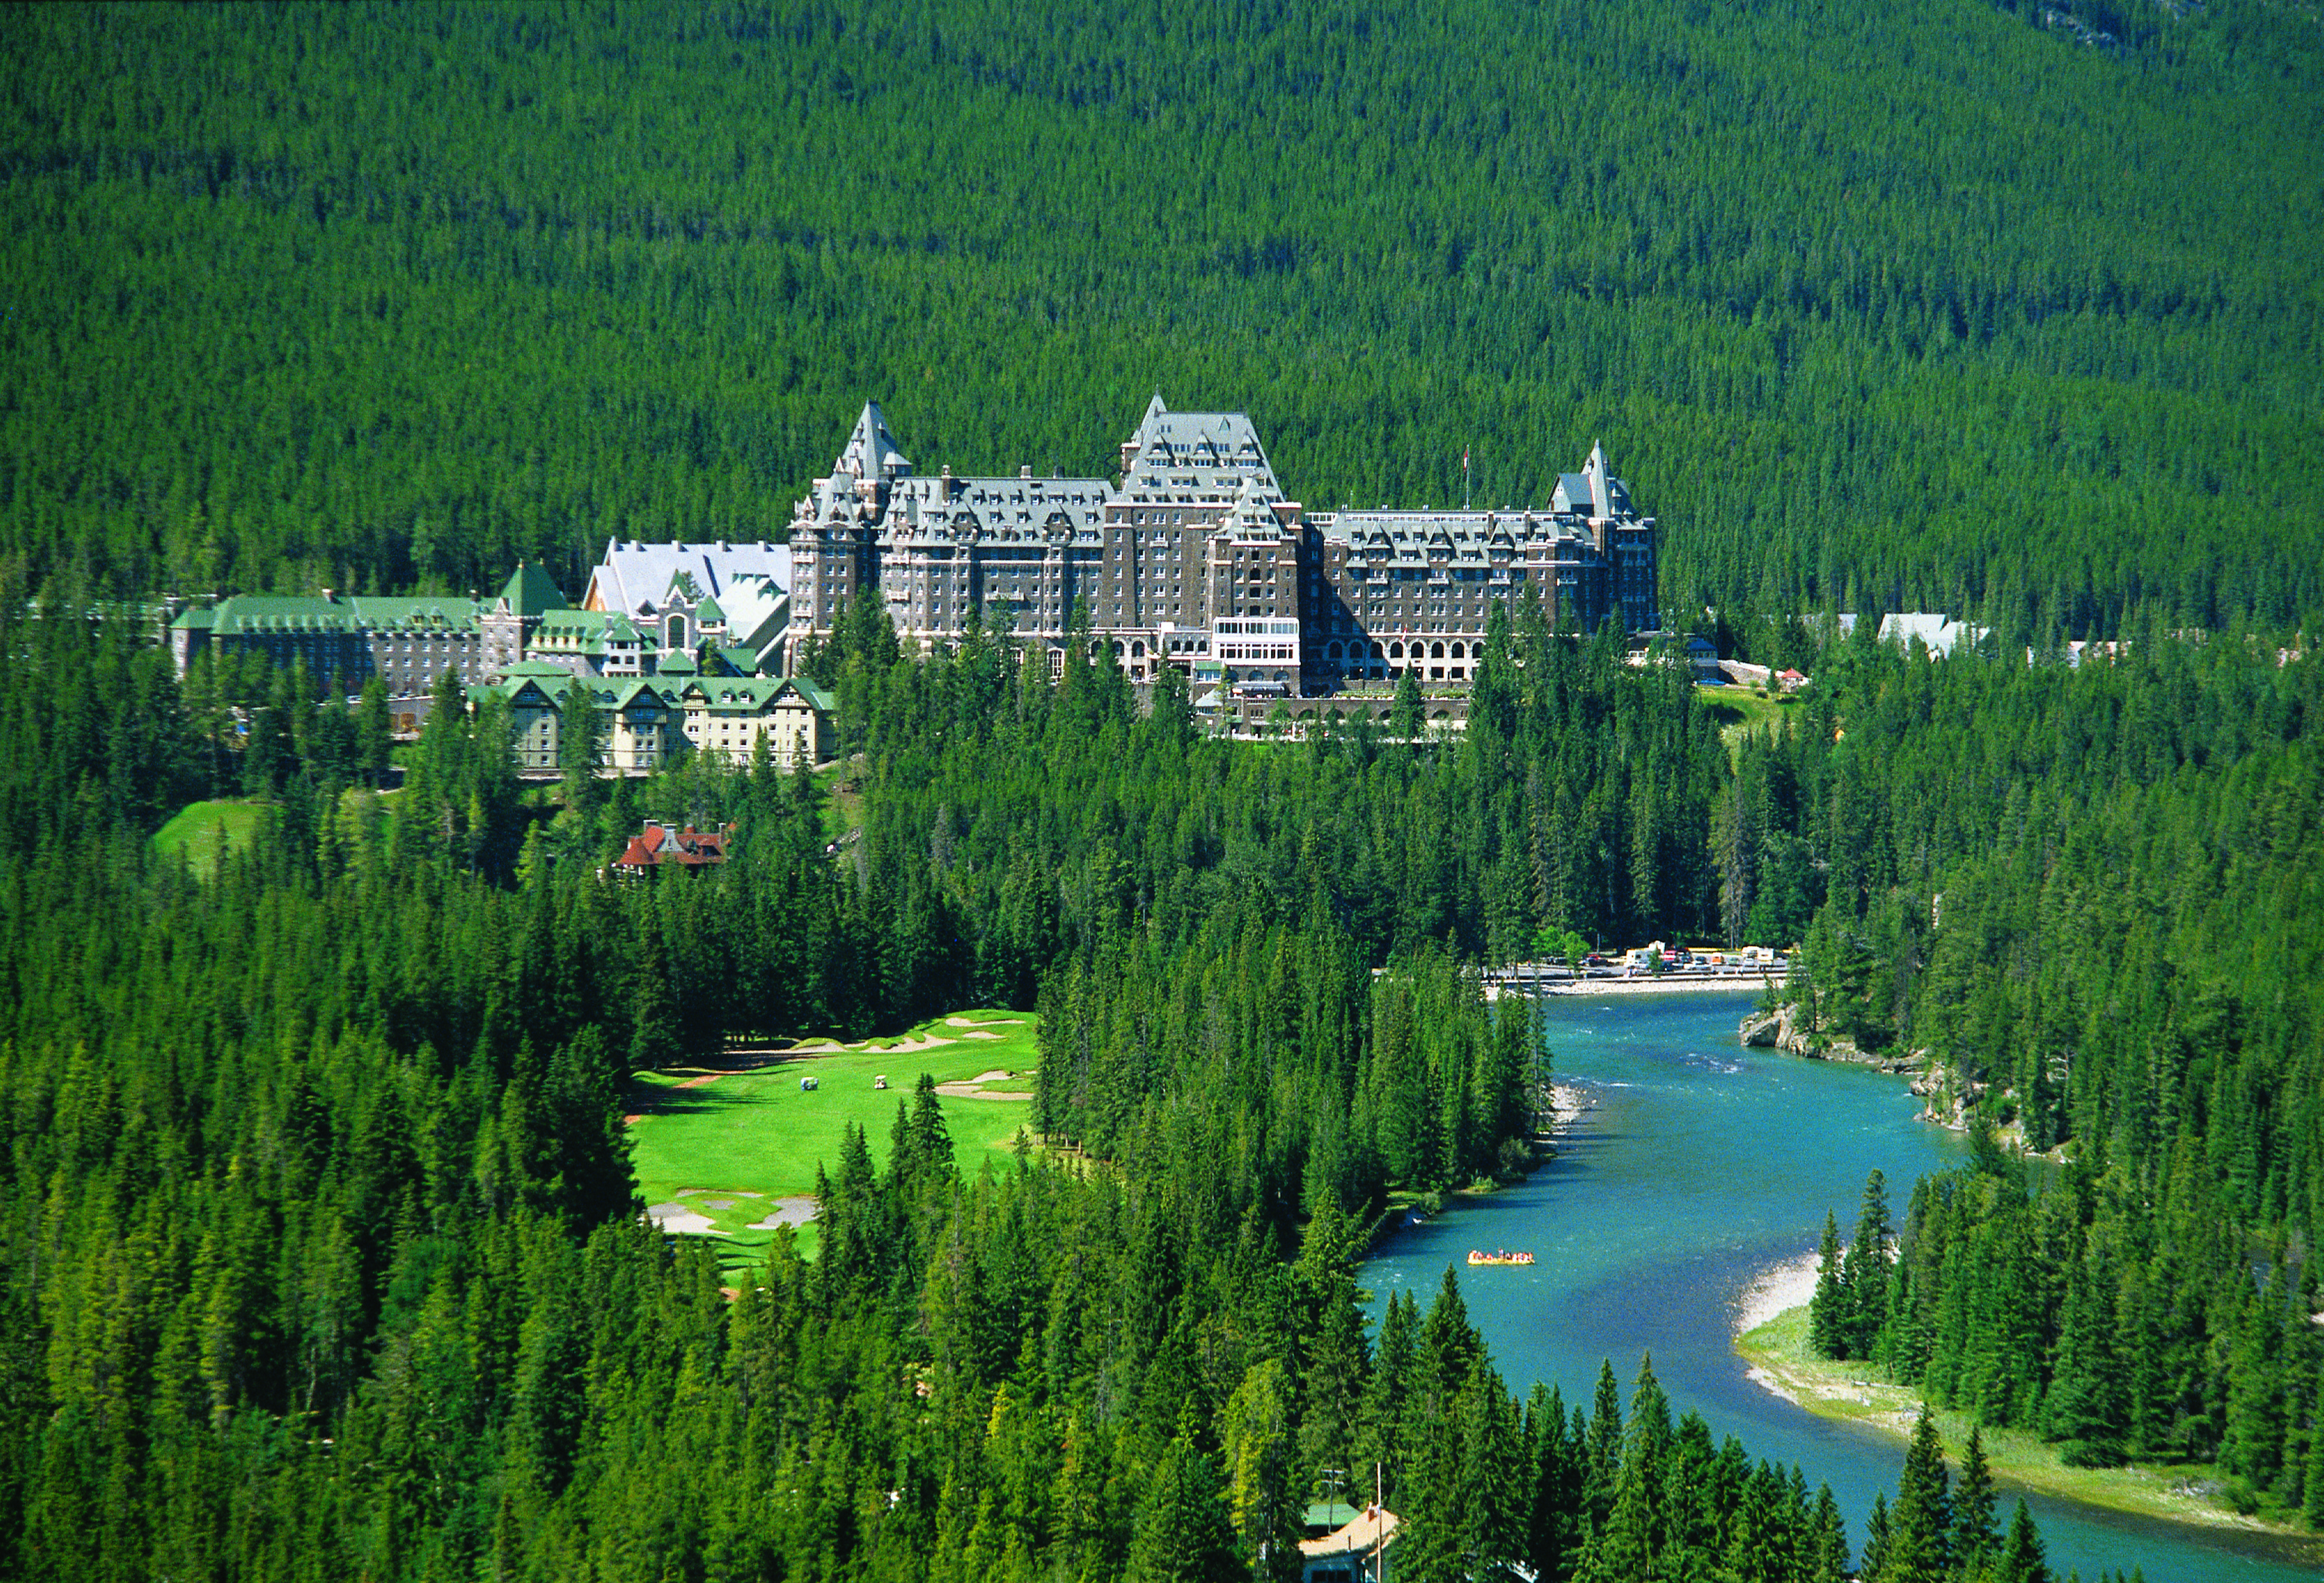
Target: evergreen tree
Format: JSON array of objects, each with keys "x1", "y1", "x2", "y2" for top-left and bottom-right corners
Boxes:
[
  {"x1": 1392, "y1": 664, "x2": 1426, "y2": 743},
  {"x1": 1951, "y1": 1424, "x2": 1999, "y2": 1572},
  {"x1": 1995, "y1": 1498, "x2": 2050, "y2": 1583},
  {"x1": 1842, "y1": 1169, "x2": 1895, "y2": 1359},
  {"x1": 1126, "y1": 1416, "x2": 1241, "y2": 1583},
  {"x1": 1809, "y1": 1210, "x2": 1846, "y2": 1358},
  {"x1": 1882, "y1": 1406, "x2": 1952, "y2": 1583}
]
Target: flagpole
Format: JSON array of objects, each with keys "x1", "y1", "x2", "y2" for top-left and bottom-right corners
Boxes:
[{"x1": 1462, "y1": 445, "x2": 1471, "y2": 511}]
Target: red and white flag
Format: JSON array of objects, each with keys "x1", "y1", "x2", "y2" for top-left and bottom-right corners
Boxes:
[{"x1": 1462, "y1": 446, "x2": 1470, "y2": 473}]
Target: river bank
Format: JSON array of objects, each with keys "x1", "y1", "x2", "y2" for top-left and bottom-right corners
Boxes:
[
  {"x1": 1736, "y1": 1295, "x2": 2324, "y2": 1562},
  {"x1": 1369, "y1": 1083, "x2": 1596, "y2": 1250},
  {"x1": 1532, "y1": 973, "x2": 1781, "y2": 997}
]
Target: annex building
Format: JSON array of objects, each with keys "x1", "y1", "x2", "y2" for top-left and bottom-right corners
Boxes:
[
  {"x1": 789, "y1": 396, "x2": 1660, "y2": 694},
  {"x1": 170, "y1": 541, "x2": 803, "y2": 730}
]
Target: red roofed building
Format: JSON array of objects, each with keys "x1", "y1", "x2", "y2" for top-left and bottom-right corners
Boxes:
[{"x1": 614, "y1": 821, "x2": 735, "y2": 874}]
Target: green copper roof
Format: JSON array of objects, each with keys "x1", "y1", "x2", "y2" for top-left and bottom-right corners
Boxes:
[{"x1": 497, "y1": 561, "x2": 570, "y2": 618}]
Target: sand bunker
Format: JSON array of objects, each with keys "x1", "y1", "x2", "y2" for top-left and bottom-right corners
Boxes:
[
  {"x1": 646, "y1": 1203, "x2": 715, "y2": 1236},
  {"x1": 785, "y1": 1031, "x2": 958, "y2": 1055},
  {"x1": 746, "y1": 1197, "x2": 818, "y2": 1231},
  {"x1": 945, "y1": 1017, "x2": 1022, "y2": 1028},
  {"x1": 934, "y1": 1069, "x2": 1024, "y2": 1099},
  {"x1": 961, "y1": 1029, "x2": 1003, "y2": 1040}
]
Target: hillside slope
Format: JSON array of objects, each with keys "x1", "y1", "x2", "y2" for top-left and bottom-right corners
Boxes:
[{"x1": 2, "y1": 0, "x2": 2318, "y2": 637}]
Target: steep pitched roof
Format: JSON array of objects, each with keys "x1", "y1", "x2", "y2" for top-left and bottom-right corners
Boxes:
[
  {"x1": 1117, "y1": 396, "x2": 1282, "y2": 502},
  {"x1": 713, "y1": 571, "x2": 792, "y2": 661},
  {"x1": 834, "y1": 401, "x2": 912, "y2": 480},
  {"x1": 586, "y1": 540, "x2": 794, "y2": 622},
  {"x1": 615, "y1": 821, "x2": 735, "y2": 871},
  {"x1": 496, "y1": 561, "x2": 570, "y2": 618}
]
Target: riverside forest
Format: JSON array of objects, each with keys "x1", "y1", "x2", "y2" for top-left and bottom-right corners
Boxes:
[{"x1": 3, "y1": 3, "x2": 2322, "y2": 1582}]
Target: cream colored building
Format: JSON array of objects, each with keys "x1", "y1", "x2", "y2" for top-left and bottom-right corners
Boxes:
[
  {"x1": 673, "y1": 678, "x2": 835, "y2": 769},
  {"x1": 470, "y1": 664, "x2": 694, "y2": 776}
]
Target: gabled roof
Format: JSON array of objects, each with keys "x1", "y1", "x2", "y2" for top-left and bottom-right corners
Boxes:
[
  {"x1": 600, "y1": 679, "x2": 665, "y2": 710},
  {"x1": 1878, "y1": 612, "x2": 1987, "y2": 658},
  {"x1": 586, "y1": 540, "x2": 794, "y2": 627},
  {"x1": 1117, "y1": 395, "x2": 1282, "y2": 503},
  {"x1": 674, "y1": 676, "x2": 834, "y2": 714},
  {"x1": 1299, "y1": 1505, "x2": 1401, "y2": 1561},
  {"x1": 713, "y1": 571, "x2": 791, "y2": 660},
  {"x1": 615, "y1": 821, "x2": 736, "y2": 871},
  {"x1": 532, "y1": 610, "x2": 645, "y2": 654},
  {"x1": 469, "y1": 668, "x2": 581, "y2": 709}
]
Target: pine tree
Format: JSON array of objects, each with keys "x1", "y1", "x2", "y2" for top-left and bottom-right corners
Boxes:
[
  {"x1": 1126, "y1": 1414, "x2": 1241, "y2": 1583},
  {"x1": 1392, "y1": 663, "x2": 1425, "y2": 743},
  {"x1": 1843, "y1": 1169, "x2": 1894, "y2": 1358},
  {"x1": 1950, "y1": 1423, "x2": 1999, "y2": 1571},
  {"x1": 1882, "y1": 1406, "x2": 1952, "y2": 1583},
  {"x1": 1809, "y1": 1210, "x2": 1846, "y2": 1357},
  {"x1": 1995, "y1": 1498, "x2": 2050, "y2": 1583},
  {"x1": 1860, "y1": 1490, "x2": 1891, "y2": 1583},
  {"x1": 1808, "y1": 1481, "x2": 1852, "y2": 1583},
  {"x1": 1582, "y1": 1358, "x2": 1624, "y2": 1534}
]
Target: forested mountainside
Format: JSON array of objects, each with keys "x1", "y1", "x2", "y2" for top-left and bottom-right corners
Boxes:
[
  {"x1": 9, "y1": 593, "x2": 1945, "y2": 1580},
  {"x1": 4, "y1": 0, "x2": 2323, "y2": 638},
  {"x1": 1765, "y1": 620, "x2": 2323, "y2": 1525}
]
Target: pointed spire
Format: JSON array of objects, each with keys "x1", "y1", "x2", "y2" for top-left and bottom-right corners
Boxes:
[
  {"x1": 835, "y1": 401, "x2": 911, "y2": 480},
  {"x1": 1584, "y1": 439, "x2": 1611, "y2": 518}
]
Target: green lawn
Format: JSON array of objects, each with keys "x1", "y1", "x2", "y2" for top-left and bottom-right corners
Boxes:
[
  {"x1": 150, "y1": 798, "x2": 269, "y2": 877},
  {"x1": 627, "y1": 1009, "x2": 1040, "y2": 1275},
  {"x1": 1698, "y1": 685, "x2": 1797, "y2": 765}
]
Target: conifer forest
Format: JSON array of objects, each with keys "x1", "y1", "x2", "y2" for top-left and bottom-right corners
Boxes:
[{"x1": 2, "y1": 2, "x2": 2321, "y2": 1580}]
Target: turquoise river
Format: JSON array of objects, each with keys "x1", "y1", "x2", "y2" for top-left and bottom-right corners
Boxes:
[{"x1": 1361, "y1": 990, "x2": 2323, "y2": 1580}]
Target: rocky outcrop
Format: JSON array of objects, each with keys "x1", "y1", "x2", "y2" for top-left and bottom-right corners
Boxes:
[
  {"x1": 1910, "y1": 1064, "x2": 1982, "y2": 1130},
  {"x1": 1739, "y1": 1002, "x2": 1926, "y2": 1074}
]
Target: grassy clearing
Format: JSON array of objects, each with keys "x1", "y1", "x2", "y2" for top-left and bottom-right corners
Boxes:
[
  {"x1": 627, "y1": 1009, "x2": 1040, "y2": 1276},
  {"x1": 1737, "y1": 1304, "x2": 2324, "y2": 1556},
  {"x1": 818, "y1": 756, "x2": 866, "y2": 845},
  {"x1": 150, "y1": 798, "x2": 268, "y2": 876},
  {"x1": 1698, "y1": 685, "x2": 1797, "y2": 765}
]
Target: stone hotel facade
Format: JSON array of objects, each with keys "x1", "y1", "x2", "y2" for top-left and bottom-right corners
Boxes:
[{"x1": 789, "y1": 396, "x2": 1660, "y2": 692}]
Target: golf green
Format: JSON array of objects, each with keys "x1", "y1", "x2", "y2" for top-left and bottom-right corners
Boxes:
[{"x1": 626, "y1": 1010, "x2": 1040, "y2": 1272}]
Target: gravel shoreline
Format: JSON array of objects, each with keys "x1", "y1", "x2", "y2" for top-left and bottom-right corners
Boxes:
[{"x1": 1733, "y1": 1251, "x2": 1821, "y2": 1336}]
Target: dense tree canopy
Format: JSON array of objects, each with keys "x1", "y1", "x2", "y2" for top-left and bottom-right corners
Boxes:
[
  {"x1": 1779, "y1": 629, "x2": 2323, "y2": 1527},
  {"x1": 2, "y1": 0, "x2": 2319, "y2": 640}
]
